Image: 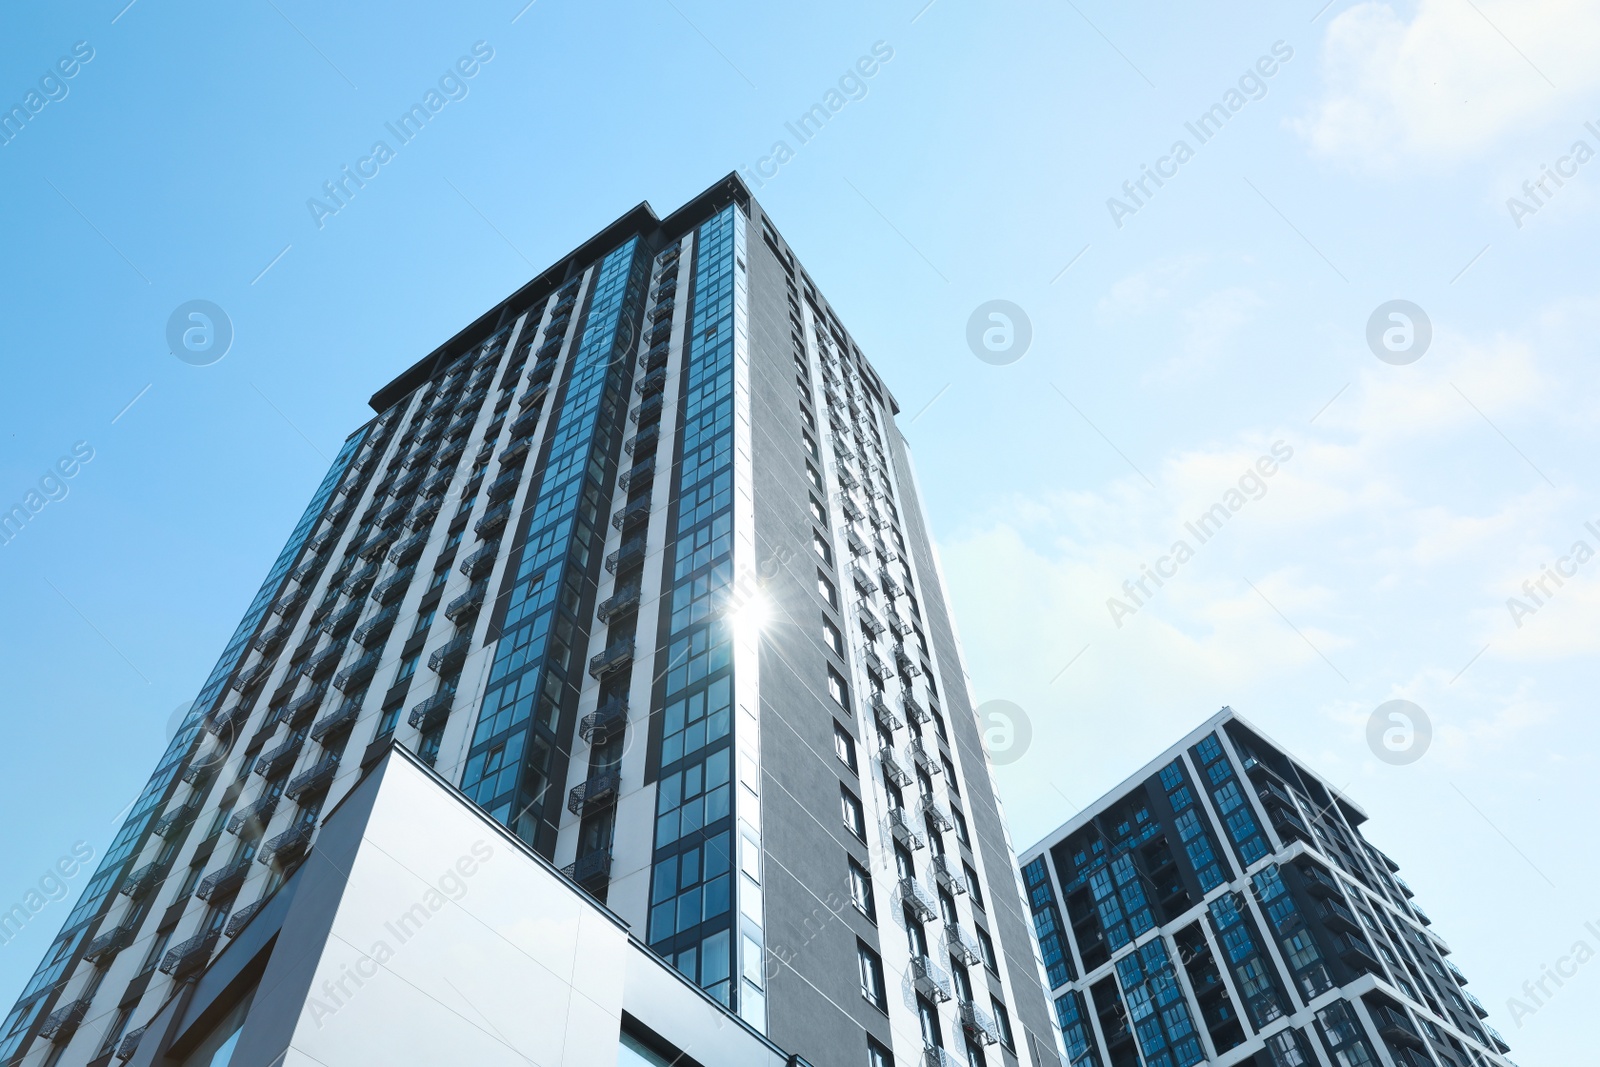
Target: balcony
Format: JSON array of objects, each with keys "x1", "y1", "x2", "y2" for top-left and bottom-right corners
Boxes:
[
  {"x1": 922, "y1": 1050, "x2": 961, "y2": 1067},
  {"x1": 459, "y1": 540, "x2": 500, "y2": 579},
  {"x1": 900, "y1": 876, "x2": 938, "y2": 922},
  {"x1": 251, "y1": 622, "x2": 290, "y2": 654},
  {"x1": 649, "y1": 297, "x2": 676, "y2": 322},
  {"x1": 606, "y1": 538, "x2": 646, "y2": 574},
  {"x1": 357, "y1": 527, "x2": 399, "y2": 561},
  {"x1": 159, "y1": 928, "x2": 221, "y2": 979},
  {"x1": 119, "y1": 858, "x2": 171, "y2": 900},
  {"x1": 305, "y1": 642, "x2": 346, "y2": 680},
  {"x1": 83, "y1": 923, "x2": 136, "y2": 964},
  {"x1": 903, "y1": 695, "x2": 931, "y2": 724},
  {"x1": 911, "y1": 954, "x2": 953, "y2": 1002},
  {"x1": 259, "y1": 822, "x2": 315, "y2": 868},
  {"x1": 880, "y1": 748, "x2": 913, "y2": 787},
  {"x1": 579, "y1": 696, "x2": 628, "y2": 744},
  {"x1": 932, "y1": 854, "x2": 967, "y2": 896},
  {"x1": 517, "y1": 383, "x2": 548, "y2": 413},
  {"x1": 567, "y1": 771, "x2": 621, "y2": 816},
  {"x1": 872, "y1": 694, "x2": 903, "y2": 731},
  {"x1": 486, "y1": 470, "x2": 521, "y2": 504},
  {"x1": 640, "y1": 343, "x2": 669, "y2": 373},
  {"x1": 231, "y1": 660, "x2": 268, "y2": 694},
  {"x1": 442, "y1": 583, "x2": 487, "y2": 626},
  {"x1": 311, "y1": 699, "x2": 362, "y2": 743},
  {"x1": 619, "y1": 458, "x2": 655, "y2": 491},
  {"x1": 332, "y1": 650, "x2": 380, "y2": 693},
  {"x1": 880, "y1": 571, "x2": 903, "y2": 598},
  {"x1": 431, "y1": 440, "x2": 465, "y2": 469},
  {"x1": 153, "y1": 798, "x2": 201, "y2": 839},
  {"x1": 846, "y1": 530, "x2": 869, "y2": 557},
  {"x1": 353, "y1": 604, "x2": 399, "y2": 647},
  {"x1": 409, "y1": 691, "x2": 454, "y2": 733},
  {"x1": 589, "y1": 638, "x2": 635, "y2": 679},
  {"x1": 946, "y1": 922, "x2": 984, "y2": 969},
  {"x1": 388, "y1": 530, "x2": 430, "y2": 567},
  {"x1": 631, "y1": 394, "x2": 663, "y2": 426},
  {"x1": 863, "y1": 650, "x2": 891, "y2": 683},
  {"x1": 272, "y1": 586, "x2": 309, "y2": 616},
  {"x1": 227, "y1": 793, "x2": 279, "y2": 836},
  {"x1": 340, "y1": 562, "x2": 379, "y2": 596},
  {"x1": 625, "y1": 425, "x2": 659, "y2": 458},
  {"x1": 475, "y1": 501, "x2": 513, "y2": 538},
  {"x1": 909, "y1": 737, "x2": 940, "y2": 776},
  {"x1": 612, "y1": 497, "x2": 652, "y2": 531},
  {"x1": 1329, "y1": 931, "x2": 1381, "y2": 974},
  {"x1": 562, "y1": 849, "x2": 613, "y2": 889},
  {"x1": 196, "y1": 858, "x2": 252, "y2": 903},
  {"x1": 37, "y1": 998, "x2": 89, "y2": 1042},
  {"x1": 1485, "y1": 1025, "x2": 1510, "y2": 1053},
  {"x1": 420, "y1": 469, "x2": 454, "y2": 497},
  {"x1": 408, "y1": 497, "x2": 442, "y2": 529},
  {"x1": 851, "y1": 566, "x2": 877, "y2": 597},
  {"x1": 635, "y1": 367, "x2": 668, "y2": 399},
  {"x1": 922, "y1": 798, "x2": 954, "y2": 832},
  {"x1": 894, "y1": 645, "x2": 922, "y2": 678},
  {"x1": 286, "y1": 753, "x2": 341, "y2": 801},
  {"x1": 224, "y1": 899, "x2": 266, "y2": 939},
  {"x1": 1445, "y1": 958, "x2": 1469, "y2": 986},
  {"x1": 428, "y1": 634, "x2": 472, "y2": 674},
  {"x1": 1370, "y1": 1004, "x2": 1425, "y2": 1050},
  {"x1": 889, "y1": 806, "x2": 925, "y2": 850},
  {"x1": 858, "y1": 607, "x2": 885, "y2": 639},
  {"x1": 207, "y1": 702, "x2": 252, "y2": 738},
  {"x1": 959, "y1": 998, "x2": 1001, "y2": 1045},
  {"x1": 1298, "y1": 861, "x2": 1343, "y2": 898},
  {"x1": 885, "y1": 609, "x2": 912, "y2": 637},
  {"x1": 597, "y1": 585, "x2": 640, "y2": 625},
  {"x1": 1410, "y1": 900, "x2": 1433, "y2": 926},
  {"x1": 254, "y1": 729, "x2": 306, "y2": 778}
]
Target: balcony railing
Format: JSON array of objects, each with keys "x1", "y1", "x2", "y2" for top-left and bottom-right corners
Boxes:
[
  {"x1": 872, "y1": 695, "x2": 903, "y2": 731},
  {"x1": 37, "y1": 998, "x2": 89, "y2": 1042},
  {"x1": 636, "y1": 368, "x2": 667, "y2": 397},
  {"x1": 579, "y1": 696, "x2": 628, "y2": 744},
  {"x1": 251, "y1": 622, "x2": 290, "y2": 654},
  {"x1": 631, "y1": 394, "x2": 663, "y2": 425},
  {"x1": 408, "y1": 497, "x2": 442, "y2": 528},
  {"x1": 388, "y1": 530, "x2": 430, "y2": 567},
  {"x1": 428, "y1": 635, "x2": 472, "y2": 674},
  {"x1": 889, "y1": 806, "x2": 925, "y2": 850},
  {"x1": 224, "y1": 899, "x2": 266, "y2": 939},
  {"x1": 619, "y1": 458, "x2": 655, "y2": 491},
  {"x1": 409, "y1": 691, "x2": 454, "y2": 733},
  {"x1": 858, "y1": 607, "x2": 885, "y2": 639},
  {"x1": 588, "y1": 639, "x2": 635, "y2": 679},
  {"x1": 357, "y1": 527, "x2": 399, "y2": 561},
  {"x1": 568, "y1": 772, "x2": 621, "y2": 816},
  {"x1": 922, "y1": 798, "x2": 953, "y2": 833},
  {"x1": 959, "y1": 999, "x2": 1001, "y2": 1045},
  {"x1": 909, "y1": 737, "x2": 940, "y2": 776},
  {"x1": 903, "y1": 695, "x2": 931, "y2": 724},
  {"x1": 561, "y1": 849, "x2": 613, "y2": 887},
  {"x1": 196, "y1": 858, "x2": 252, "y2": 903},
  {"x1": 894, "y1": 645, "x2": 922, "y2": 677},
  {"x1": 332, "y1": 650, "x2": 380, "y2": 692},
  {"x1": 258, "y1": 736, "x2": 306, "y2": 781},
  {"x1": 227, "y1": 793, "x2": 279, "y2": 836},
  {"x1": 624, "y1": 425, "x2": 658, "y2": 457},
  {"x1": 597, "y1": 585, "x2": 640, "y2": 623},
  {"x1": 119, "y1": 859, "x2": 171, "y2": 900},
  {"x1": 900, "y1": 876, "x2": 938, "y2": 922},
  {"x1": 445, "y1": 580, "x2": 489, "y2": 623},
  {"x1": 459, "y1": 540, "x2": 500, "y2": 579},
  {"x1": 612, "y1": 498, "x2": 651, "y2": 531},
  {"x1": 206, "y1": 701, "x2": 251, "y2": 739},
  {"x1": 272, "y1": 586, "x2": 308, "y2": 616},
  {"x1": 475, "y1": 501, "x2": 513, "y2": 538},
  {"x1": 83, "y1": 923, "x2": 136, "y2": 964},
  {"x1": 286, "y1": 753, "x2": 341, "y2": 801},
  {"x1": 159, "y1": 929, "x2": 221, "y2": 979},
  {"x1": 153, "y1": 798, "x2": 201, "y2": 839},
  {"x1": 880, "y1": 748, "x2": 912, "y2": 787},
  {"x1": 310, "y1": 699, "x2": 361, "y2": 743},
  {"x1": 486, "y1": 470, "x2": 521, "y2": 503},
  {"x1": 231, "y1": 661, "x2": 268, "y2": 694},
  {"x1": 605, "y1": 538, "x2": 646, "y2": 574},
  {"x1": 353, "y1": 604, "x2": 399, "y2": 647},
  {"x1": 259, "y1": 822, "x2": 315, "y2": 868},
  {"x1": 932, "y1": 854, "x2": 968, "y2": 896},
  {"x1": 911, "y1": 955, "x2": 953, "y2": 1002}
]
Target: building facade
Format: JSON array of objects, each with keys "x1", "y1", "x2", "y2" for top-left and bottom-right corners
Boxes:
[
  {"x1": 1018, "y1": 710, "x2": 1514, "y2": 1067},
  {"x1": 2, "y1": 175, "x2": 1059, "y2": 1067}
]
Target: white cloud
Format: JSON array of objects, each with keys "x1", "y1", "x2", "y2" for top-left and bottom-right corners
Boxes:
[{"x1": 1294, "y1": 0, "x2": 1600, "y2": 169}]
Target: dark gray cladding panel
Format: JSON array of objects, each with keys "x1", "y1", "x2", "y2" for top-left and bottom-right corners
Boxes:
[
  {"x1": 885, "y1": 426, "x2": 1061, "y2": 1064},
  {"x1": 744, "y1": 205, "x2": 894, "y2": 1064}
]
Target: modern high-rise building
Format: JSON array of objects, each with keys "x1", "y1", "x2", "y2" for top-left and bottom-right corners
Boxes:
[
  {"x1": 2, "y1": 175, "x2": 1061, "y2": 1067},
  {"x1": 1018, "y1": 709, "x2": 1514, "y2": 1067}
]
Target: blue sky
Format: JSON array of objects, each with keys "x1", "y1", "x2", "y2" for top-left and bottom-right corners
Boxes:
[{"x1": 1, "y1": 0, "x2": 1595, "y2": 1058}]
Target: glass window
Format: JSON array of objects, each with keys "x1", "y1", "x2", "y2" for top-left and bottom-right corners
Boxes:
[
  {"x1": 824, "y1": 615, "x2": 844, "y2": 656},
  {"x1": 834, "y1": 722, "x2": 858, "y2": 773},
  {"x1": 849, "y1": 858, "x2": 876, "y2": 920},
  {"x1": 813, "y1": 529, "x2": 832, "y2": 564},
  {"x1": 858, "y1": 941, "x2": 886, "y2": 1009},
  {"x1": 965, "y1": 863, "x2": 984, "y2": 909},
  {"x1": 818, "y1": 571, "x2": 838, "y2": 608},
  {"x1": 828, "y1": 667, "x2": 848, "y2": 708},
  {"x1": 841, "y1": 786, "x2": 866, "y2": 841}
]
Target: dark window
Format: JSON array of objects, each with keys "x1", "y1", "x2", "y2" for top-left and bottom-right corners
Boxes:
[
  {"x1": 858, "y1": 941, "x2": 887, "y2": 1009},
  {"x1": 834, "y1": 721, "x2": 858, "y2": 773},
  {"x1": 849, "y1": 857, "x2": 876, "y2": 920},
  {"x1": 841, "y1": 786, "x2": 867, "y2": 841},
  {"x1": 965, "y1": 863, "x2": 984, "y2": 909}
]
